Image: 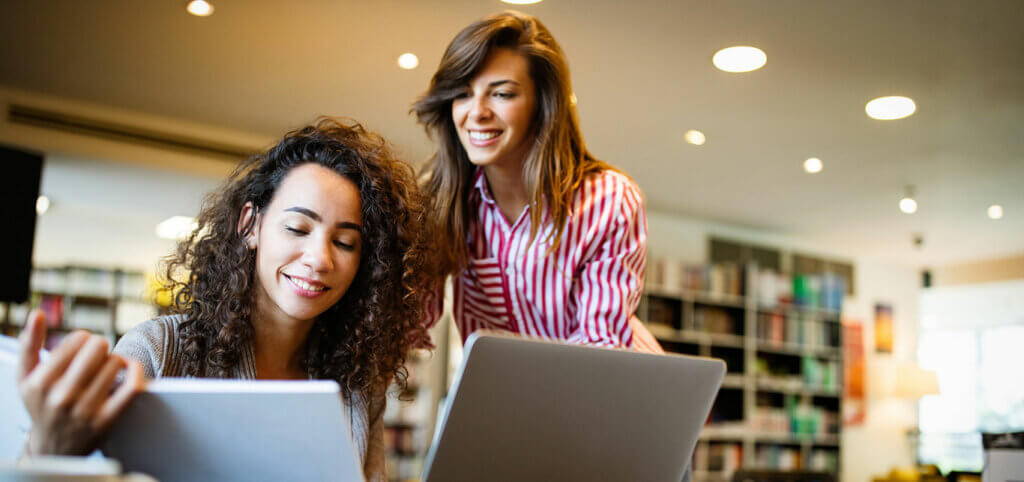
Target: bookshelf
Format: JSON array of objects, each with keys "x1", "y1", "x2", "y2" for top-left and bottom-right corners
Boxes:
[
  {"x1": 0, "y1": 266, "x2": 158, "y2": 346},
  {"x1": 639, "y1": 258, "x2": 847, "y2": 481}
]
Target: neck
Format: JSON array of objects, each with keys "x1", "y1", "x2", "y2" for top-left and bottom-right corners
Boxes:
[
  {"x1": 251, "y1": 292, "x2": 315, "y2": 379},
  {"x1": 483, "y1": 163, "x2": 530, "y2": 224}
]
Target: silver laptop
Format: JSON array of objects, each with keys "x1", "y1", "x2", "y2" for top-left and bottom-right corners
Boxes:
[{"x1": 422, "y1": 332, "x2": 725, "y2": 482}]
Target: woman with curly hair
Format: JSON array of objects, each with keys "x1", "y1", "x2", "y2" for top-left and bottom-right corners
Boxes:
[
  {"x1": 16, "y1": 117, "x2": 428, "y2": 481},
  {"x1": 413, "y1": 11, "x2": 662, "y2": 353}
]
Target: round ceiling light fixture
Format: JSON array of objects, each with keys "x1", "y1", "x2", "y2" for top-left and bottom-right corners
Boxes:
[
  {"x1": 684, "y1": 130, "x2": 706, "y2": 146},
  {"x1": 36, "y1": 195, "x2": 50, "y2": 215},
  {"x1": 397, "y1": 53, "x2": 419, "y2": 70},
  {"x1": 712, "y1": 46, "x2": 767, "y2": 73},
  {"x1": 186, "y1": 0, "x2": 214, "y2": 16},
  {"x1": 899, "y1": 186, "x2": 918, "y2": 214},
  {"x1": 988, "y1": 205, "x2": 1004, "y2": 220},
  {"x1": 803, "y1": 157, "x2": 823, "y2": 174},
  {"x1": 866, "y1": 96, "x2": 916, "y2": 120}
]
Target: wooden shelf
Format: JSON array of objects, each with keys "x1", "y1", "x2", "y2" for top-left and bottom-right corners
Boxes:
[{"x1": 640, "y1": 260, "x2": 845, "y2": 476}]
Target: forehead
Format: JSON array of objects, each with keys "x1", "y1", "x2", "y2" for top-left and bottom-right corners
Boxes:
[
  {"x1": 269, "y1": 163, "x2": 361, "y2": 220},
  {"x1": 470, "y1": 48, "x2": 531, "y2": 84}
]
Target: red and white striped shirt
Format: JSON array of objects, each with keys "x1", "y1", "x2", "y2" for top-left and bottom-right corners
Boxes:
[{"x1": 426, "y1": 168, "x2": 662, "y2": 354}]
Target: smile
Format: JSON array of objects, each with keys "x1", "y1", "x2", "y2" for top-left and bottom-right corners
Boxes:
[
  {"x1": 284, "y1": 274, "x2": 329, "y2": 297},
  {"x1": 467, "y1": 129, "x2": 502, "y2": 147},
  {"x1": 469, "y1": 130, "x2": 501, "y2": 140}
]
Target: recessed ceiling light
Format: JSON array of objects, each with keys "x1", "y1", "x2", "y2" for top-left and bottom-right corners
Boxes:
[
  {"x1": 803, "y1": 158, "x2": 823, "y2": 174},
  {"x1": 684, "y1": 130, "x2": 706, "y2": 146},
  {"x1": 866, "y1": 96, "x2": 916, "y2": 120},
  {"x1": 157, "y1": 216, "x2": 198, "y2": 240},
  {"x1": 899, "y1": 197, "x2": 917, "y2": 214},
  {"x1": 397, "y1": 53, "x2": 419, "y2": 70},
  {"x1": 502, "y1": 0, "x2": 543, "y2": 4},
  {"x1": 36, "y1": 195, "x2": 50, "y2": 215},
  {"x1": 186, "y1": 0, "x2": 214, "y2": 17},
  {"x1": 712, "y1": 46, "x2": 767, "y2": 73},
  {"x1": 988, "y1": 205, "x2": 1004, "y2": 219}
]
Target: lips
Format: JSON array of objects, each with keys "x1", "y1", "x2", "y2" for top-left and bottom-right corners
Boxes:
[
  {"x1": 467, "y1": 129, "x2": 502, "y2": 147},
  {"x1": 283, "y1": 274, "x2": 329, "y2": 297}
]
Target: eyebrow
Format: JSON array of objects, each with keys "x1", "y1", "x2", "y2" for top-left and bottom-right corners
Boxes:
[
  {"x1": 488, "y1": 80, "x2": 519, "y2": 88},
  {"x1": 284, "y1": 206, "x2": 362, "y2": 232}
]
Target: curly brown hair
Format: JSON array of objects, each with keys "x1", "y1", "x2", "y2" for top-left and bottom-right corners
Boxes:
[{"x1": 163, "y1": 117, "x2": 429, "y2": 399}]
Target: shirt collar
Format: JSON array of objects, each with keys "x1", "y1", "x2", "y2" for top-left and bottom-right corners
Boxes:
[{"x1": 470, "y1": 166, "x2": 497, "y2": 206}]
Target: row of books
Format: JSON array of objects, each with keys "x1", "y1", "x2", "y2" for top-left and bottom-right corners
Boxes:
[
  {"x1": 809, "y1": 449, "x2": 840, "y2": 472},
  {"x1": 648, "y1": 261, "x2": 746, "y2": 297},
  {"x1": 31, "y1": 267, "x2": 148, "y2": 299},
  {"x1": 749, "y1": 406, "x2": 840, "y2": 437},
  {"x1": 754, "y1": 270, "x2": 844, "y2": 312},
  {"x1": 694, "y1": 306, "x2": 741, "y2": 335},
  {"x1": 755, "y1": 445, "x2": 803, "y2": 470},
  {"x1": 694, "y1": 442, "x2": 743, "y2": 475},
  {"x1": 754, "y1": 357, "x2": 841, "y2": 392},
  {"x1": 756, "y1": 313, "x2": 841, "y2": 349}
]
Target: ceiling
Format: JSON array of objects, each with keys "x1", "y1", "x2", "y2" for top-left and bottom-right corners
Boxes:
[{"x1": 1, "y1": 0, "x2": 1022, "y2": 268}]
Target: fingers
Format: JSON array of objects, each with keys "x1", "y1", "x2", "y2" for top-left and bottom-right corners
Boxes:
[
  {"x1": 71, "y1": 355, "x2": 124, "y2": 424},
  {"x1": 51, "y1": 336, "x2": 110, "y2": 395},
  {"x1": 40, "y1": 336, "x2": 110, "y2": 420},
  {"x1": 21, "y1": 330, "x2": 91, "y2": 397},
  {"x1": 17, "y1": 309, "x2": 47, "y2": 382},
  {"x1": 95, "y1": 358, "x2": 145, "y2": 431}
]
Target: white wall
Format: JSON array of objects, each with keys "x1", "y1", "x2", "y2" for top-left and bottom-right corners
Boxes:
[{"x1": 646, "y1": 210, "x2": 922, "y2": 482}]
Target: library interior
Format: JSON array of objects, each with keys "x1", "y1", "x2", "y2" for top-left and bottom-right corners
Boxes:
[{"x1": 0, "y1": 1, "x2": 1022, "y2": 481}]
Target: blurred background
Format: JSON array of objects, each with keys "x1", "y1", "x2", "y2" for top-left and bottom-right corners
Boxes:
[{"x1": 0, "y1": 1, "x2": 1021, "y2": 481}]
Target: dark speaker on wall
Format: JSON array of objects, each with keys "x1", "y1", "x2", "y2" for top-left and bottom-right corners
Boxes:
[{"x1": 0, "y1": 145, "x2": 43, "y2": 303}]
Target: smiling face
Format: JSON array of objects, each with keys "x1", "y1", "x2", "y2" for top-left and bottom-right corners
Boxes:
[
  {"x1": 245, "y1": 163, "x2": 363, "y2": 325},
  {"x1": 451, "y1": 48, "x2": 537, "y2": 170}
]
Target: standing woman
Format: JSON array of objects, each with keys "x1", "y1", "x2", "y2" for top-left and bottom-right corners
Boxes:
[{"x1": 413, "y1": 11, "x2": 662, "y2": 353}]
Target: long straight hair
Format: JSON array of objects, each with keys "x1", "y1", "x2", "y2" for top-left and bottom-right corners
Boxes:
[{"x1": 412, "y1": 10, "x2": 612, "y2": 276}]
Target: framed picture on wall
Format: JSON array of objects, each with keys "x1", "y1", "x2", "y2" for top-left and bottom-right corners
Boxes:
[{"x1": 874, "y1": 303, "x2": 893, "y2": 353}]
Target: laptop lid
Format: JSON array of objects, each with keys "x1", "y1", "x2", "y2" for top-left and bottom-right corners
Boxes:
[
  {"x1": 423, "y1": 332, "x2": 725, "y2": 482},
  {"x1": 102, "y1": 379, "x2": 364, "y2": 482}
]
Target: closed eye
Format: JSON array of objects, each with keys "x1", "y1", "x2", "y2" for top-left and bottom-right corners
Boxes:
[
  {"x1": 285, "y1": 226, "x2": 308, "y2": 236},
  {"x1": 333, "y1": 240, "x2": 356, "y2": 250},
  {"x1": 494, "y1": 92, "x2": 516, "y2": 99}
]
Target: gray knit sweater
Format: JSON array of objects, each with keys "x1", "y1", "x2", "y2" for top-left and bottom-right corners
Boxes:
[{"x1": 112, "y1": 315, "x2": 386, "y2": 481}]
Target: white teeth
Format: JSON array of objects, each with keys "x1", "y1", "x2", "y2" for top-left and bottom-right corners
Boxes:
[
  {"x1": 469, "y1": 130, "x2": 500, "y2": 140},
  {"x1": 289, "y1": 276, "x2": 326, "y2": 292}
]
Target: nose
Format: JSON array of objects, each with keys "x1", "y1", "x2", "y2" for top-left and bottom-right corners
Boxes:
[
  {"x1": 467, "y1": 93, "x2": 492, "y2": 121},
  {"x1": 301, "y1": 235, "x2": 334, "y2": 273}
]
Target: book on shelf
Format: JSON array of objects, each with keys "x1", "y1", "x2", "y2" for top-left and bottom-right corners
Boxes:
[
  {"x1": 648, "y1": 260, "x2": 746, "y2": 297},
  {"x1": 755, "y1": 444, "x2": 803, "y2": 470}
]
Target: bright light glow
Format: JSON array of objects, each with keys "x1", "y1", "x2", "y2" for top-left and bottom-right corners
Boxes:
[
  {"x1": 803, "y1": 157, "x2": 823, "y2": 174},
  {"x1": 397, "y1": 53, "x2": 419, "y2": 70},
  {"x1": 684, "y1": 130, "x2": 706, "y2": 146},
  {"x1": 36, "y1": 195, "x2": 50, "y2": 215},
  {"x1": 570, "y1": 93, "x2": 577, "y2": 106},
  {"x1": 186, "y1": 0, "x2": 214, "y2": 16},
  {"x1": 900, "y1": 197, "x2": 918, "y2": 214},
  {"x1": 502, "y1": 0, "x2": 543, "y2": 4},
  {"x1": 156, "y1": 216, "x2": 198, "y2": 240},
  {"x1": 866, "y1": 96, "x2": 916, "y2": 120},
  {"x1": 988, "y1": 205, "x2": 1004, "y2": 219},
  {"x1": 712, "y1": 46, "x2": 767, "y2": 73}
]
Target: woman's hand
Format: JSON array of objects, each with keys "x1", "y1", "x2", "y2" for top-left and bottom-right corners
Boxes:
[{"x1": 16, "y1": 309, "x2": 144, "y2": 456}]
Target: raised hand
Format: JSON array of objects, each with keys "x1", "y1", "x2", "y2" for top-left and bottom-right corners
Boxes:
[{"x1": 16, "y1": 309, "x2": 144, "y2": 456}]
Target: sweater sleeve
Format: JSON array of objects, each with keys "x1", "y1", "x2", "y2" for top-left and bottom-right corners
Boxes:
[{"x1": 112, "y1": 317, "x2": 174, "y2": 379}]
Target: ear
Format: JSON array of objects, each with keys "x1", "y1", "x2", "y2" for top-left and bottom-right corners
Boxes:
[{"x1": 237, "y1": 201, "x2": 260, "y2": 249}]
